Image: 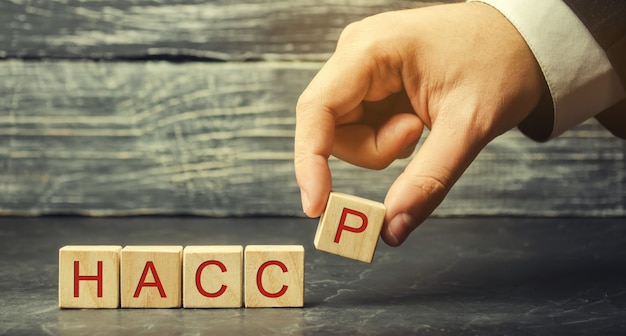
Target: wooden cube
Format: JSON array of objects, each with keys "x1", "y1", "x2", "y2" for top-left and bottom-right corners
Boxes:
[
  {"x1": 120, "y1": 246, "x2": 183, "y2": 308},
  {"x1": 244, "y1": 245, "x2": 304, "y2": 308},
  {"x1": 59, "y1": 245, "x2": 122, "y2": 308},
  {"x1": 183, "y1": 245, "x2": 243, "y2": 308},
  {"x1": 314, "y1": 192, "x2": 386, "y2": 263}
]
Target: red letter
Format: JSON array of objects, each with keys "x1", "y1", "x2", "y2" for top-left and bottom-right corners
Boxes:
[
  {"x1": 195, "y1": 260, "x2": 228, "y2": 298},
  {"x1": 256, "y1": 260, "x2": 288, "y2": 298},
  {"x1": 73, "y1": 260, "x2": 103, "y2": 298},
  {"x1": 133, "y1": 261, "x2": 167, "y2": 298},
  {"x1": 334, "y1": 208, "x2": 368, "y2": 243}
]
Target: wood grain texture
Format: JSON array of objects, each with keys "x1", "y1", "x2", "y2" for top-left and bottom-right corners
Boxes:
[
  {"x1": 0, "y1": 0, "x2": 441, "y2": 61},
  {"x1": 0, "y1": 60, "x2": 624, "y2": 217},
  {"x1": 120, "y1": 245, "x2": 183, "y2": 308},
  {"x1": 183, "y1": 245, "x2": 243, "y2": 308},
  {"x1": 58, "y1": 245, "x2": 122, "y2": 309},
  {"x1": 314, "y1": 192, "x2": 386, "y2": 263},
  {"x1": 244, "y1": 245, "x2": 304, "y2": 308}
]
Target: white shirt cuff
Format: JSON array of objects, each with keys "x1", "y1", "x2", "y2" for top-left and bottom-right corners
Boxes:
[{"x1": 469, "y1": 0, "x2": 626, "y2": 140}]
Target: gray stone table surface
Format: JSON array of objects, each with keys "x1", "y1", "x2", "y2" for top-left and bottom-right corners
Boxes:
[{"x1": 1, "y1": 216, "x2": 625, "y2": 335}]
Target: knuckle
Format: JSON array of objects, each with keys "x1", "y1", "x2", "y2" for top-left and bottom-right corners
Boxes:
[
  {"x1": 295, "y1": 92, "x2": 315, "y2": 114},
  {"x1": 405, "y1": 172, "x2": 450, "y2": 200},
  {"x1": 337, "y1": 18, "x2": 379, "y2": 54},
  {"x1": 338, "y1": 20, "x2": 363, "y2": 42}
]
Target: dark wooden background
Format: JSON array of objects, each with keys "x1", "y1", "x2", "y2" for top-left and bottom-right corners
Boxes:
[{"x1": 1, "y1": 0, "x2": 624, "y2": 217}]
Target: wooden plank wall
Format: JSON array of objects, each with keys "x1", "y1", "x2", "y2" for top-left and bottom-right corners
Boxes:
[{"x1": 0, "y1": 0, "x2": 624, "y2": 217}]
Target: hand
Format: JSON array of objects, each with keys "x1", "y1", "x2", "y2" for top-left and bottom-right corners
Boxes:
[{"x1": 294, "y1": 3, "x2": 544, "y2": 246}]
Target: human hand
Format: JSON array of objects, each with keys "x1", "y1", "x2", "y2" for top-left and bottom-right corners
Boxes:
[{"x1": 294, "y1": 3, "x2": 544, "y2": 246}]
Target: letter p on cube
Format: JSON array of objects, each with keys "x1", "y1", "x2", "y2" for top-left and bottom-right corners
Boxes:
[{"x1": 314, "y1": 192, "x2": 386, "y2": 263}]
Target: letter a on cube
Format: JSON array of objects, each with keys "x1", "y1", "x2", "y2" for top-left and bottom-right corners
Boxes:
[
  {"x1": 183, "y1": 246, "x2": 243, "y2": 308},
  {"x1": 59, "y1": 245, "x2": 122, "y2": 308},
  {"x1": 314, "y1": 192, "x2": 386, "y2": 263},
  {"x1": 121, "y1": 246, "x2": 183, "y2": 308},
  {"x1": 244, "y1": 245, "x2": 304, "y2": 308}
]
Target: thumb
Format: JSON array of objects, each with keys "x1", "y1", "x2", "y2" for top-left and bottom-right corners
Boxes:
[{"x1": 381, "y1": 122, "x2": 488, "y2": 246}]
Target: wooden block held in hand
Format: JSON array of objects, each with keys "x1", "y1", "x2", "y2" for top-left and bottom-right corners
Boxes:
[
  {"x1": 244, "y1": 245, "x2": 304, "y2": 308},
  {"x1": 314, "y1": 192, "x2": 386, "y2": 263},
  {"x1": 120, "y1": 246, "x2": 183, "y2": 308},
  {"x1": 59, "y1": 245, "x2": 122, "y2": 308},
  {"x1": 183, "y1": 245, "x2": 243, "y2": 308}
]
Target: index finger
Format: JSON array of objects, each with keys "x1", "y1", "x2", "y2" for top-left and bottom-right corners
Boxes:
[{"x1": 294, "y1": 54, "x2": 371, "y2": 217}]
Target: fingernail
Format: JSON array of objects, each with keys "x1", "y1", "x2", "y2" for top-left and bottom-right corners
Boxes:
[
  {"x1": 386, "y1": 226, "x2": 400, "y2": 246},
  {"x1": 387, "y1": 212, "x2": 417, "y2": 246},
  {"x1": 300, "y1": 189, "x2": 310, "y2": 215}
]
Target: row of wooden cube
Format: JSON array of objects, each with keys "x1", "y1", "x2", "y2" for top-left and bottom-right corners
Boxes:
[
  {"x1": 59, "y1": 245, "x2": 304, "y2": 308},
  {"x1": 59, "y1": 191, "x2": 387, "y2": 309}
]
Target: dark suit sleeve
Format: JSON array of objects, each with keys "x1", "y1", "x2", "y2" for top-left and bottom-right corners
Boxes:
[
  {"x1": 563, "y1": 1, "x2": 626, "y2": 138},
  {"x1": 563, "y1": 0, "x2": 626, "y2": 84}
]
